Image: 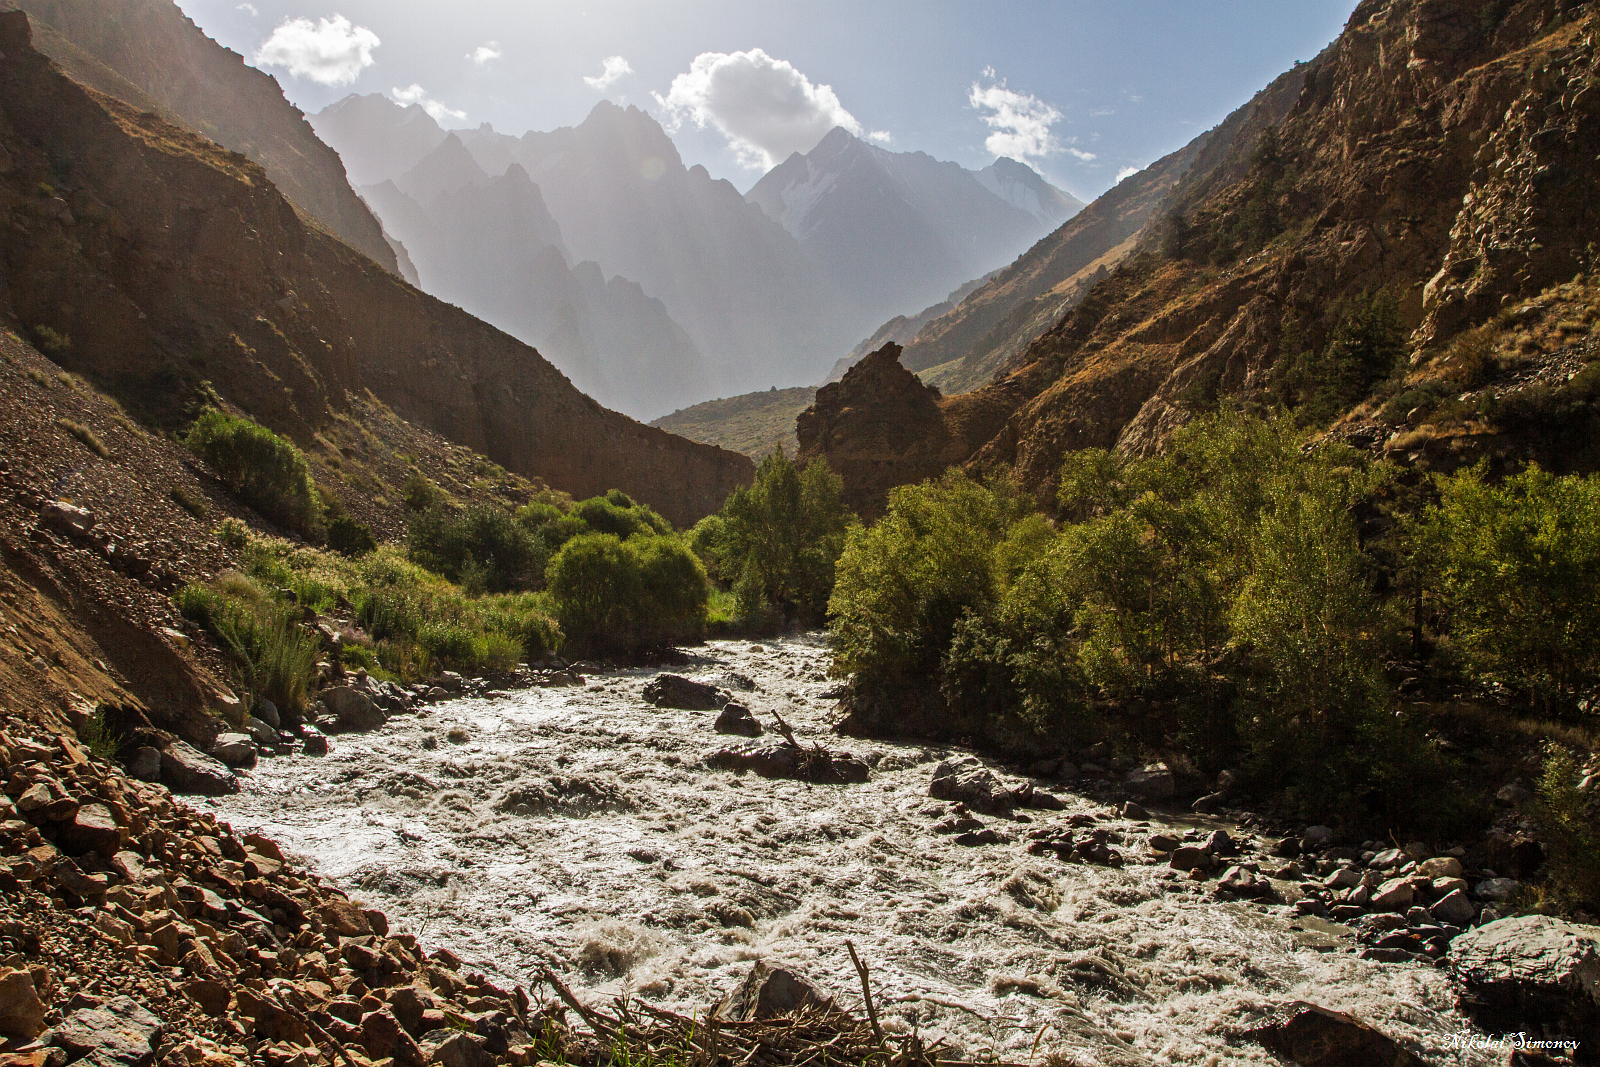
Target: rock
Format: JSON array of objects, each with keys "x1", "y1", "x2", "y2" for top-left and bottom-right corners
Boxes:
[
  {"x1": 1147, "y1": 833, "x2": 1179, "y2": 853},
  {"x1": 1190, "y1": 792, "x2": 1224, "y2": 814},
  {"x1": 387, "y1": 986, "x2": 436, "y2": 1038},
  {"x1": 57, "y1": 803, "x2": 123, "y2": 857},
  {"x1": 160, "y1": 742, "x2": 237, "y2": 796},
  {"x1": 51, "y1": 995, "x2": 163, "y2": 1067},
  {"x1": 1475, "y1": 877, "x2": 1519, "y2": 902},
  {"x1": 318, "y1": 900, "x2": 372, "y2": 937},
  {"x1": 1125, "y1": 763, "x2": 1175, "y2": 800},
  {"x1": 300, "y1": 725, "x2": 328, "y2": 756},
  {"x1": 1368, "y1": 848, "x2": 1403, "y2": 870},
  {"x1": 40, "y1": 501, "x2": 94, "y2": 538},
  {"x1": 322, "y1": 686, "x2": 386, "y2": 733},
  {"x1": 954, "y1": 828, "x2": 1008, "y2": 846},
  {"x1": 253, "y1": 699, "x2": 281, "y2": 729},
  {"x1": 642, "y1": 674, "x2": 725, "y2": 710},
  {"x1": 721, "y1": 962, "x2": 838, "y2": 1021},
  {"x1": 208, "y1": 733, "x2": 257, "y2": 768},
  {"x1": 713, "y1": 703, "x2": 763, "y2": 737},
  {"x1": 1451, "y1": 915, "x2": 1600, "y2": 1050},
  {"x1": 1205, "y1": 829, "x2": 1238, "y2": 857},
  {"x1": 1430, "y1": 889, "x2": 1476, "y2": 926},
  {"x1": 0, "y1": 968, "x2": 45, "y2": 1039},
  {"x1": 1415, "y1": 856, "x2": 1463, "y2": 879},
  {"x1": 1218, "y1": 865, "x2": 1263, "y2": 896},
  {"x1": 183, "y1": 979, "x2": 230, "y2": 1016},
  {"x1": 1370, "y1": 878, "x2": 1415, "y2": 912},
  {"x1": 708, "y1": 739, "x2": 870, "y2": 784},
  {"x1": 1324, "y1": 868, "x2": 1361, "y2": 890},
  {"x1": 1169, "y1": 845, "x2": 1213, "y2": 873},
  {"x1": 1302, "y1": 825, "x2": 1334, "y2": 850},
  {"x1": 126, "y1": 747, "x2": 161, "y2": 782},
  {"x1": 1121, "y1": 801, "x2": 1148, "y2": 820},
  {"x1": 927, "y1": 756, "x2": 1014, "y2": 815},
  {"x1": 1244, "y1": 1001, "x2": 1424, "y2": 1066},
  {"x1": 243, "y1": 716, "x2": 278, "y2": 746},
  {"x1": 436, "y1": 672, "x2": 465, "y2": 693},
  {"x1": 1496, "y1": 782, "x2": 1532, "y2": 806},
  {"x1": 362, "y1": 1010, "x2": 424, "y2": 1067},
  {"x1": 419, "y1": 1031, "x2": 492, "y2": 1067}
]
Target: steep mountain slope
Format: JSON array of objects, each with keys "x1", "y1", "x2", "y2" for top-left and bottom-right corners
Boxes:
[
  {"x1": 746, "y1": 128, "x2": 1082, "y2": 327},
  {"x1": 309, "y1": 93, "x2": 450, "y2": 187},
  {"x1": 9, "y1": 0, "x2": 401, "y2": 275},
  {"x1": 362, "y1": 137, "x2": 713, "y2": 418},
  {"x1": 802, "y1": 0, "x2": 1600, "y2": 512},
  {"x1": 320, "y1": 97, "x2": 853, "y2": 395},
  {"x1": 0, "y1": 11, "x2": 749, "y2": 526},
  {"x1": 825, "y1": 275, "x2": 994, "y2": 384}
]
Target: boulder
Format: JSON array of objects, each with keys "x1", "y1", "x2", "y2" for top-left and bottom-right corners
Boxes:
[
  {"x1": 58, "y1": 803, "x2": 123, "y2": 857},
  {"x1": 51, "y1": 995, "x2": 163, "y2": 1067},
  {"x1": 721, "y1": 961, "x2": 838, "y2": 1021},
  {"x1": 243, "y1": 716, "x2": 278, "y2": 746},
  {"x1": 708, "y1": 739, "x2": 869, "y2": 784},
  {"x1": 253, "y1": 699, "x2": 281, "y2": 729},
  {"x1": 40, "y1": 501, "x2": 94, "y2": 538},
  {"x1": 323, "y1": 686, "x2": 386, "y2": 733},
  {"x1": 928, "y1": 756, "x2": 1014, "y2": 816},
  {"x1": 362, "y1": 1010, "x2": 423, "y2": 1067},
  {"x1": 1125, "y1": 763, "x2": 1175, "y2": 800},
  {"x1": 319, "y1": 899, "x2": 373, "y2": 937},
  {"x1": 0, "y1": 968, "x2": 45, "y2": 1039},
  {"x1": 1430, "y1": 889, "x2": 1476, "y2": 926},
  {"x1": 1475, "y1": 877, "x2": 1518, "y2": 902},
  {"x1": 387, "y1": 985, "x2": 438, "y2": 1038},
  {"x1": 1169, "y1": 845, "x2": 1213, "y2": 873},
  {"x1": 1450, "y1": 915, "x2": 1600, "y2": 1050},
  {"x1": 300, "y1": 725, "x2": 329, "y2": 756},
  {"x1": 160, "y1": 742, "x2": 237, "y2": 796},
  {"x1": 643, "y1": 674, "x2": 725, "y2": 710},
  {"x1": 1244, "y1": 1001, "x2": 1423, "y2": 1066},
  {"x1": 1302, "y1": 825, "x2": 1334, "y2": 850},
  {"x1": 209, "y1": 733, "x2": 257, "y2": 768},
  {"x1": 1415, "y1": 856, "x2": 1463, "y2": 879},
  {"x1": 713, "y1": 703, "x2": 763, "y2": 737},
  {"x1": 1370, "y1": 878, "x2": 1415, "y2": 912},
  {"x1": 126, "y1": 747, "x2": 161, "y2": 782},
  {"x1": 419, "y1": 1030, "x2": 492, "y2": 1067}
]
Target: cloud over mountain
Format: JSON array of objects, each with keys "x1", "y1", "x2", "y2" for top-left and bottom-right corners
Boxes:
[
  {"x1": 655, "y1": 48, "x2": 861, "y2": 169},
  {"x1": 969, "y1": 70, "x2": 1070, "y2": 162},
  {"x1": 254, "y1": 14, "x2": 378, "y2": 86},
  {"x1": 585, "y1": 55, "x2": 633, "y2": 90},
  {"x1": 392, "y1": 83, "x2": 465, "y2": 124}
]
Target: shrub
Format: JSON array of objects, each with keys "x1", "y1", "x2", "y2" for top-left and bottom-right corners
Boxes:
[
  {"x1": 28, "y1": 324, "x2": 69, "y2": 357},
  {"x1": 407, "y1": 503, "x2": 544, "y2": 592},
  {"x1": 711, "y1": 452, "x2": 853, "y2": 626},
  {"x1": 1530, "y1": 743, "x2": 1600, "y2": 912},
  {"x1": 1415, "y1": 464, "x2": 1600, "y2": 712},
  {"x1": 570, "y1": 494, "x2": 672, "y2": 540},
  {"x1": 402, "y1": 469, "x2": 446, "y2": 511},
  {"x1": 77, "y1": 706, "x2": 122, "y2": 760},
  {"x1": 175, "y1": 580, "x2": 319, "y2": 714},
  {"x1": 185, "y1": 409, "x2": 323, "y2": 539},
  {"x1": 170, "y1": 486, "x2": 209, "y2": 520},
  {"x1": 328, "y1": 514, "x2": 377, "y2": 557},
  {"x1": 58, "y1": 418, "x2": 109, "y2": 459},
  {"x1": 546, "y1": 533, "x2": 707, "y2": 656}
]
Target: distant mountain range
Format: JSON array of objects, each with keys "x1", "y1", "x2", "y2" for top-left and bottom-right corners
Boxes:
[{"x1": 311, "y1": 96, "x2": 1079, "y2": 417}]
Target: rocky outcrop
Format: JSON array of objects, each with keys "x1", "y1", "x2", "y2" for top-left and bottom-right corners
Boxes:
[
  {"x1": 1450, "y1": 914, "x2": 1600, "y2": 1051},
  {"x1": 1244, "y1": 1001, "x2": 1424, "y2": 1066},
  {"x1": 642, "y1": 674, "x2": 725, "y2": 711},
  {"x1": 14, "y1": 0, "x2": 400, "y2": 275},
  {"x1": 0, "y1": 12, "x2": 750, "y2": 525}
]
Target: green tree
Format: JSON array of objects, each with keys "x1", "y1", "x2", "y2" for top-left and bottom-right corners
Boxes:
[{"x1": 545, "y1": 533, "x2": 708, "y2": 656}]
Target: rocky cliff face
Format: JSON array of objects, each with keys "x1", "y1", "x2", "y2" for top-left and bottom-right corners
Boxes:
[
  {"x1": 804, "y1": 0, "x2": 1600, "y2": 510},
  {"x1": 11, "y1": 0, "x2": 401, "y2": 276},
  {"x1": 0, "y1": 12, "x2": 749, "y2": 527}
]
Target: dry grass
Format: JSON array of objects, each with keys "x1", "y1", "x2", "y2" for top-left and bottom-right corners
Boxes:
[{"x1": 57, "y1": 418, "x2": 110, "y2": 459}]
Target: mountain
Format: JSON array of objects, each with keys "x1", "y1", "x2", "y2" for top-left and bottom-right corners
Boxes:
[
  {"x1": 362, "y1": 135, "x2": 713, "y2": 418},
  {"x1": 319, "y1": 98, "x2": 853, "y2": 397},
  {"x1": 0, "y1": 11, "x2": 749, "y2": 526},
  {"x1": 825, "y1": 275, "x2": 995, "y2": 384},
  {"x1": 801, "y1": 0, "x2": 1600, "y2": 514},
  {"x1": 9, "y1": 0, "x2": 401, "y2": 276},
  {"x1": 651, "y1": 387, "x2": 817, "y2": 461},
  {"x1": 746, "y1": 128, "x2": 1082, "y2": 327}
]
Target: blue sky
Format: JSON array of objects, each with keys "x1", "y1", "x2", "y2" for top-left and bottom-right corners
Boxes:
[{"x1": 180, "y1": 0, "x2": 1359, "y2": 200}]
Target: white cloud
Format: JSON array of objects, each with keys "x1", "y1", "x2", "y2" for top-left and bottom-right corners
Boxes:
[
  {"x1": 237, "y1": 3, "x2": 258, "y2": 16},
  {"x1": 254, "y1": 14, "x2": 379, "y2": 86},
  {"x1": 866, "y1": 130, "x2": 893, "y2": 145},
  {"x1": 469, "y1": 42, "x2": 502, "y2": 65},
  {"x1": 1117, "y1": 165, "x2": 1139, "y2": 182},
  {"x1": 968, "y1": 72, "x2": 1063, "y2": 162},
  {"x1": 655, "y1": 48, "x2": 860, "y2": 170},
  {"x1": 584, "y1": 55, "x2": 634, "y2": 90},
  {"x1": 1067, "y1": 147, "x2": 1097, "y2": 162},
  {"x1": 392, "y1": 83, "x2": 467, "y2": 124}
]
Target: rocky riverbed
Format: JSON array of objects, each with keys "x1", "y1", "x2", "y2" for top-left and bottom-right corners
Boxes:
[{"x1": 210, "y1": 635, "x2": 1502, "y2": 1065}]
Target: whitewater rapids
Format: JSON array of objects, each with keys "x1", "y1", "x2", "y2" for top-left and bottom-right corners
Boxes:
[{"x1": 210, "y1": 635, "x2": 1492, "y2": 1065}]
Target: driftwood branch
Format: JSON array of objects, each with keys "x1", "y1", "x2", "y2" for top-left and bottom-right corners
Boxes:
[{"x1": 845, "y1": 940, "x2": 884, "y2": 1045}]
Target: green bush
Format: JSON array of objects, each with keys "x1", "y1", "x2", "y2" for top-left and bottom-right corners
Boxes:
[
  {"x1": 546, "y1": 533, "x2": 707, "y2": 656},
  {"x1": 570, "y1": 493, "x2": 672, "y2": 540},
  {"x1": 1415, "y1": 464, "x2": 1600, "y2": 713},
  {"x1": 1275, "y1": 290, "x2": 1406, "y2": 424},
  {"x1": 175, "y1": 579, "x2": 319, "y2": 714},
  {"x1": 402, "y1": 469, "x2": 446, "y2": 512},
  {"x1": 408, "y1": 503, "x2": 544, "y2": 593},
  {"x1": 1531, "y1": 743, "x2": 1600, "y2": 912},
  {"x1": 708, "y1": 451, "x2": 853, "y2": 627},
  {"x1": 185, "y1": 409, "x2": 323, "y2": 539},
  {"x1": 328, "y1": 514, "x2": 377, "y2": 557}
]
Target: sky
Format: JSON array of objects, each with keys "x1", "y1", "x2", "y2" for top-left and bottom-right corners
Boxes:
[{"x1": 180, "y1": 0, "x2": 1360, "y2": 201}]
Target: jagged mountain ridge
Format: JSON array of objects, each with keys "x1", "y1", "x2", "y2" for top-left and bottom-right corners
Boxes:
[
  {"x1": 8, "y1": 0, "x2": 401, "y2": 276},
  {"x1": 746, "y1": 127, "x2": 1082, "y2": 327},
  {"x1": 0, "y1": 11, "x2": 749, "y2": 526},
  {"x1": 363, "y1": 135, "x2": 713, "y2": 419},
  {"x1": 800, "y1": 0, "x2": 1600, "y2": 513}
]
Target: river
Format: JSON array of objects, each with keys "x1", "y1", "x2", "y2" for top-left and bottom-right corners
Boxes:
[{"x1": 208, "y1": 634, "x2": 1493, "y2": 1066}]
